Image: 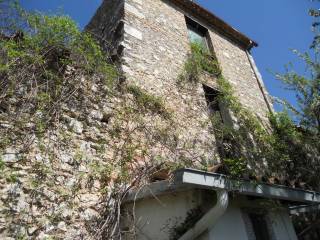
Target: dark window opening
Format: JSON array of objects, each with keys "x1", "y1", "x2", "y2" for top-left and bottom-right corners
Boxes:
[
  {"x1": 185, "y1": 17, "x2": 209, "y2": 51},
  {"x1": 203, "y1": 84, "x2": 223, "y2": 123},
  {"x1": 203, "y1": 84, "x2": 236, "y2": 160},
  {"x1": 249, "y1": 213, "x2": 270, "y2": 240}
]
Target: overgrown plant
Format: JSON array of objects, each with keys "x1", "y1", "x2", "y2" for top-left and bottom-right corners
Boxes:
[
  {"x1": 0, "y1": 3, "x2": 118, "y2": 153},
  {"x1": 1, "y1": 1, "x2": 318, "y2": 239},
  {"x1": 126, "y1": 85, "x2": 172, "y2": 119},
  {"x1": 271, "y1": 0, "x2": 320, "y2": 189},
  {"x1": 179, "y1": 42, "x2": 221, "y2": 83},
  {"x1": 0, "y1": 3, "x2": 206, "y2": 239},
  {"x1": 180, "y1": 42, "x2": 270, "y2": 177},
  {"x1": 0, "y1": 2, "x2": 125, "y2": 239},
  {"x1": 181, "y1": 41, "x2": 320, "y2": 189}
]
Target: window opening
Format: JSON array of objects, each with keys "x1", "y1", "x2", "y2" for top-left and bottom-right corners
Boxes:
[
  {"x1": 185, "y1": 17, "x2": 209, "y2": 51},
  {"x1": 203, "y1": 84, "x2": 236, "y2": 159},
  {"x1": 203, "y1": 84, "x2": 223, "y2": 123}
]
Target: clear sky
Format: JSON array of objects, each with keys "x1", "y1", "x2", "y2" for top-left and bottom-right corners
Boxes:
[{"x1": 20, "y1": 0, "x2": 316, "y2": 111}]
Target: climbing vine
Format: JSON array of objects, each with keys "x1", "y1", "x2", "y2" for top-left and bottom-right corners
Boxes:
[
  {"x1": 126, "y1": 85, "x2": 172, "y2": 119},
  {"x1": 0, "y1": 3, "x2": 213, "y2": 239},
  {"x1": 180, "y1": 42, "x2": 320, "y2": 189},
  {"x1": 1, "y1": 1, "x2": 319, "y2": 240},
  {"x1": 179, "y1": 42, "x2": 221, "y2": 84}
]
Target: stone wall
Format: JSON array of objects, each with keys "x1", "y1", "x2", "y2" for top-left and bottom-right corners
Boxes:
[
  {"x1": 86, "y1": 0, "x2": 124, "y2": 54},
  {"x1": 119, "y1": 0, "x2": 220, "y2": 166},
  {"x1": 0, "y1": 73, "x2": 126, "y2": 239},
  {"x1": 209, "y1": 31, "x2": 272, "y2": 121},
  {"x1": 0, "y1": 0, "x2": 274, "y2": 239},
  {"x1": 121, "y1": 0, "x2": 272, "y2": 119},
  {"x1": 87, "y1": 0, "x2": 273, "y2": 167},
  {"x1": 113, "y1": 0, "x2": 272, "y2": 164}
]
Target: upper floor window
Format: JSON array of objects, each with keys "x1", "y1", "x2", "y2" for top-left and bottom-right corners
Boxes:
[
  {"x1": 203, "y1": 84, "x2": 223, "y2": 124},
  {"x1": 185, "y1": 17, "x2": 209, "y2": 51}
]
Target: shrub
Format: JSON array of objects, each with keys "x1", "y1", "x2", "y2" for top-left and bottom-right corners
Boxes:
[
  {"x1": 127, "y1": 85, "x2": 172, "y2": 118},
  {"x1": 0, "y1": 3, "x2": 118, "y2": 150}
]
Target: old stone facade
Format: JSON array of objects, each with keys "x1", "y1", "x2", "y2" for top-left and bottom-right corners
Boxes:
[
  {"x1": 87, "y1": 0, "x2": 273, "y2": 166},
  {"x1": 0, "y1": 0, "x2": 274, "y2": 239}
]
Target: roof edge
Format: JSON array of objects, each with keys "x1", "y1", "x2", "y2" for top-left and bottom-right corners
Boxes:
[
  {"x1": 170, "y1": 0, "x2": 258, "y2": 50},
  {"x1": 124, "y1": 168, "x2": 320, "y2": 204}
]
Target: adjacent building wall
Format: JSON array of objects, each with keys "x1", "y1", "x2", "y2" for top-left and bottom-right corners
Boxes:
[
  {"x1": 268, "y1": 211, "x2": 298, "y2": 240},
  {"x1": 122, "y1": 190, "x2": 298, "y2": 240},
  {"x1": 208, "y1": 205, "x2": 249, "y2": 240},
  {"x1": 209, "y1": 32, "x2": 271, "y2": 121}
]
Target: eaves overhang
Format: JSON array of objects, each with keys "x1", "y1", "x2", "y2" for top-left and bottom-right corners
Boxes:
[
  {"x1": 124, "y1": 168, "x2": 320, "y2": 205},
  {"x1": 290, "y1": 204, "x2": 320, "y2": 214},
  {"x1": 170, "y1": 0, "x2": 258, "y2": 50},
  {"x1": 176, "y1": 168, "x2": 320, "y2": 203}
]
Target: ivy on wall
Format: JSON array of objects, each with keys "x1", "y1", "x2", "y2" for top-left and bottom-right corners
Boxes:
[
  {"x1": 0, "y1": 2, "x2": 319, "y2": 239},
  {"x1": 0, "y1": 3, "x2": 210, "y2": 239},
  {"x1": 180, "y1": 42, "x2": 320, "y2": 189}
]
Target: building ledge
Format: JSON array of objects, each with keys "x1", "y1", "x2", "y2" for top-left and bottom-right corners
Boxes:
[{"x1": 124, "y1": 168, "x2": 320, "y2": 204}]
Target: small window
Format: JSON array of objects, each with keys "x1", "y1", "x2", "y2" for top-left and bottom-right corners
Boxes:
[
  {"x1": 185, "y1": 17, "x2": 209, "y2": 50},
  {"x1": 249, "y1": 213, "x2": 270, "y2": 240},
  {"x1": 204, "y1": 84, "x2": 238, "y2": 159},
  {"x1": 203, "y1": 84, "x2": 223, "y2": 123}
]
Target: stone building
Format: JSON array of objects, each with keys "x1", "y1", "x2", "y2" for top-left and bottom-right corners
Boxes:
[
  {"x1": 86, "y1": 1, "x2": 320, "y2": 240},
  {"x1": 1, "y1": 0, "x2": 319, "y2": 239},
  {"x1": 86, "y1": 0, "x2": 274, "y2": 168}
]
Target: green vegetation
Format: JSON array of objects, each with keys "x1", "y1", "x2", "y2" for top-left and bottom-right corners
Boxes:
[
  {"x1": 284, "y1": 2, "x2": 320, "y2": 236},
  {"x1": 127, "y1": 85, "x2": 172, "y2": 118},
  {"x1": 269, "y1": 1, "x2": 320, "y2": 189},
  {"x1": 0, "y1": 0, "x2": 318, "y2": 238},
  {"x1": 0, "y1": 2, "x2": 118, "y2": 151},
  {"x1": 0, "y1": 3, "x2": 121, "y2": 238},
  {"x1": 179, "y1": 42, "x2": 221, "y2": 83},
  {"x1": 170, "y1": 207, "x2": 204, "y2": 240},
  {"x1": 182, "y1": 41, "x2": 320, "y2": 190}
]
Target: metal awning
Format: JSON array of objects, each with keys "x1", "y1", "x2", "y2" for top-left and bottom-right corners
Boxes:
[
  {"x1": 290, "y1": 204, "x2": 320, "y2": 214},
  {"x1": 124, "y1": 168, "x2": 320, "y2": 205}
]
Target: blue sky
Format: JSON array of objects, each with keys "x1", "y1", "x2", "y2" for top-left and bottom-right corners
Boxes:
[{"x1": 20, "y1": 0, "x2": 316, "y2": 110}]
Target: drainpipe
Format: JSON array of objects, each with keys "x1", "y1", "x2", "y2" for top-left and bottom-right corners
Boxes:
[
  {"x1": 178, "y1": 190, "x2": 229, "y2": 240},
  {"x1": 245, "y1": 50, "x2": 274, "y2": 114}
]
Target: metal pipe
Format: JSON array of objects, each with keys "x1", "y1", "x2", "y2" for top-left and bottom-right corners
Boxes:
[
  {"x1": 245, "y1": 50, "x2": 274, "y2": 114},
  {"x1": 178, "y1": 190, "x2": 229, "y2": 240}
]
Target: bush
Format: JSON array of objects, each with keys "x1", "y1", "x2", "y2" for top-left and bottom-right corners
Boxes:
[
  {"x1": 0, "y1": 3, "x2": 118, "y2": 150},
  {"x1": 180, "y1": 42, "x2": 221, "y2": 83},
  {"x1": 127, "y1": 85, "x2": 172, "y2": 118}
]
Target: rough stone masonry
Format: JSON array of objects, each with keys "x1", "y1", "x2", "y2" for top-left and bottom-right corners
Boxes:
[
  {"x1": 86, "y1": 0, "x2": 274, "y2": 166},
  {"x1": 0, "y1": 0, "x2": 274, "y2": 239}
]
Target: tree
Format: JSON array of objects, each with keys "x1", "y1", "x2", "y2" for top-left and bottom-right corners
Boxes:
[
  {"x1": 271, "y1": 0, "x2": 320, "y2": 190},
  {"x1": 275, "y1": 1, "x2": 320, "y2": 135}
]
